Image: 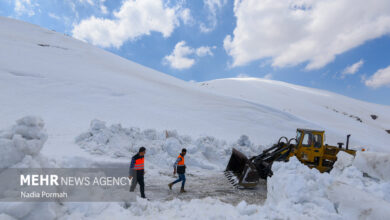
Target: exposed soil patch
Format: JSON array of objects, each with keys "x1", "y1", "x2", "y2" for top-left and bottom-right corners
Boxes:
[
  {"x1": 325, "y1": 106, "x2": 363, "y2": 123},
  {"x1": 37, "y1": 43, "x2": 68, "y2": 50}
]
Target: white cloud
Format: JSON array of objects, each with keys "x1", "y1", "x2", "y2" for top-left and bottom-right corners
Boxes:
[
  {"x1": 100, "y1": 5, "x2": 108, "y2": 14},
  {"x1": 196, "y1": 46, "x2": 215, "y2": 57},
  {"x1": 48, "y1": 12, "x2": 60, "y2": 20},
  {"x1": 236, "y1": 73, "x2": 249, "y2": 78},
  {"x1": 342, "y1": 59, "x2": 364, "y2": 77},
  {"x1": 67, "y1": 0, "x2": 78, "y2": 16},
  {"x1": 79, "y1": 0, "x2": 94, "y2": 6},
  {"x1": 65, "y1": 0, "x2": 108, "y2": 19},
  {"x1": 200, "y1": 0, "x2": 227, "y2": 33},
  {"x1": 163, "y1": 41, "x2": 215, "y2": 69},
  {"x1": 164, "y1": 41, "x2": 195, "y2": 69},
  {"x1": 99, "y1": 0, "x2": 108, "y2": 14},
  {"x1": 14, "y1": 0, "x2": 36, "y2": 17},
  {"x1": 179, "y1": 8, "x2": 194, "y2": 25},
  {"x1": 263, "y1": 73, "x2": 272, "y2": 79},
  {"x1": 72, "y1": 0, "x2": 187, "y2": 48},
  {"x1": 224, "y1": 0, "x2": 390, "y2": 70},
  {"x1": 236, "y1": 73, "x2": 272, "y2": 79},
  {"x1": 365, "y1": 65, "x2": 390, "y2": 88}
]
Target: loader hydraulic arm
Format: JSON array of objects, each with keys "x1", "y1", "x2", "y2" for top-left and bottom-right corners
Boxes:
[
  {"x1": 225, "y1": 137, "x2": 297, "y2": 187},
  {"x1": 251, "y1": 137, "x2": 296, "y2": 179}
]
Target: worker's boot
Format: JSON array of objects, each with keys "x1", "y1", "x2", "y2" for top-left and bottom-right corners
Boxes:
[
  {"x1": 168, "y1": 183, "x2": 173, "y2": 190},
  {"x1": 180, "y1": 187, "x2": 186, "y2": 193}
]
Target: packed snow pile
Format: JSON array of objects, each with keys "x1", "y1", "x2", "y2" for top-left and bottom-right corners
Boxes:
[
  {"x1": 353, "y1": 152, "x2": 390, "y2": 181},
  {"x1": 0, "y1": 116, "x2": 50, "y2": 169},
  {"x1": 265, "y1": 157, "x2": 339, "y2": 219},
  {"x1": 264, "y1": 153, "x2": 390, "y2": 219},
  {"x1": 51, "y1": 152, "x2": 390, "y2": 220},
  {"x1": 76, "y1": 119, "x2": 264, "y2": 170},
  {"x1": 1, "y1": 116, "x2": 389, "y2": 220},
  {"x1": 61, "y1": 198, "x2": 260, "y2": 220},
  {"x1": 0, "y1": 116, "x2": 60, "y2": 220}
]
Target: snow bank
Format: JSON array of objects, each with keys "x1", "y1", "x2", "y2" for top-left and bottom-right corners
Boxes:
[
  {"x1": 2, "y1": 118, "x2": 389, "y2": 220},
  {"x1": 2, "y1": 147, "x2": 387, "y2": 220},
  {"x1": 0, "y1": 117, "x2": 61, "y2": 220},
  {"x1": 75, "y1": 119, "x2": 263, "y2": 170},
  {"x1": 263, "y1": 152, "x2": 390, "y2": 219},
  {"x1": 0, "y1": 116, "x2": 48, "y2": 169},
  {"x1": 58, "y1": 151, "x2": 390, "y2": 220},
  {"x1": 328, "y1": 182, "x2": 390, "y2": 220},
  {"x1": 330, "y1": 151, "x2": 354, "y2": 176},
  {"x1": 61, "y1": 198, "x2": 255, "y2": 220},
  {"x1": 266, "y1": 157, "x2": 340, "y2": 219},
  {"x1": 0, "y1": 202, "x2": 59, "y2": 220},
  {"x1": 353, "y1": 151, "x2": 390, "y2": 181}
]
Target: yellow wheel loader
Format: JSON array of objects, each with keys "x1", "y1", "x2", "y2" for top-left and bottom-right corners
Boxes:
[{"x1": 225, "y1": 129, "x2": 357, "y2": 188}]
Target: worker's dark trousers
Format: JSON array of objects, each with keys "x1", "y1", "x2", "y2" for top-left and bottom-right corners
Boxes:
[
  {"x1": 172, "y1": 173, "x2": 186, "y2": 188},
  {"x1": 130, "y1": 170, "x2": 145, "y2": 198}
]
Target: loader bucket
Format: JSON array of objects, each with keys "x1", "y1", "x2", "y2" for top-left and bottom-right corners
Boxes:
[{"x1": 224, "y1": 148, "x2": 260, "y2": 188}]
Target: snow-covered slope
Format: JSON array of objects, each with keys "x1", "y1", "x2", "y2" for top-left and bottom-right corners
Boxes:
[
  {"x1": 0, "y1": 16, "x2": 389, "y2": 161},
  {"x1": 200, "y1": 78, "x2": 390, "y2": 152},
  {"x1": 0, "y1": 17, "x2": 316, "y2": 161}
]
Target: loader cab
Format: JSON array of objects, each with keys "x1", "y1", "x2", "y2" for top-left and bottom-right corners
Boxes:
[{"x1": 296, "y1": 129, "x2": 325, "y2": 168}]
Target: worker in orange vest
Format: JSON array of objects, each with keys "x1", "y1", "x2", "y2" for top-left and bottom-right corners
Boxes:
[
  {"x1": 129, "y1": 147, "x2": 146, "y2": 198},
  {"x1": 168, "y1": 148, "x2": 187, "y2": 193}
]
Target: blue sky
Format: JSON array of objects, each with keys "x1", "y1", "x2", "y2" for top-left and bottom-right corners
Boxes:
[{"x1": 1, "y1": 0, "x2": 390, "y2": 105}]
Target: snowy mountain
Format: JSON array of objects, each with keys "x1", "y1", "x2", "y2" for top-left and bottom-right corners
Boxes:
[
  {"x1": 199, "y1": 78, "x2": 390, "y2": 152},
  {"x1": 0, "y1": 16, "x2": 312, "y2": 161},
  {"x1": 1, "y1": 17, "x2": 390, "y2": 220},
  {"x1": 1, "y1": 16, "x2": 389, "y2": 162}
]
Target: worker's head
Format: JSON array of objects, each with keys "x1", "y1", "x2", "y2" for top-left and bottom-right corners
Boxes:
[
  {"x1": 181, "y1": 148, "x2": 187, "y2": 156},
  {"x1": 139, "y1": 147, "x2": 146, "y2": 156}
]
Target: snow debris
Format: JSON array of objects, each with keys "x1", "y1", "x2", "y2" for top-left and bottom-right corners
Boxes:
[
  {"x1": 328, "y1": 182, "x2": 390, "y2": 219},
  {"x1": 0, "y1": 116, "x2": 48, "y2": 169},
  {"x1": 57, "y1": 153, "x2": 390, "y2": 219},
  {"x1": 353, "y1": 151, "x2": 390, "y2": 181},
  {"x1": 1, "y1": 118, "x2": 389, "y2": 220},
  {"x1": 0, "y1": 213, "x2": 17, "y2": 220},
  {"x1": 0, "y1": 117, "x2": 61, "y2": 220},
  {"x1": 263, "y1": 153, "x2": 390, "y2": 219},
  {"x1": 75, "y1": 120, "x2": 264, "y2": 170},
  {"x1": 330, "y1": 151, "x2": 355, "y2": 176},
  {"x1": 266, "y1": 157, "x2": 340, "y2": 219}
]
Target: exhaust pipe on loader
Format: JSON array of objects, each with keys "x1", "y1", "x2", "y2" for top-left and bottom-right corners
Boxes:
[{"x1": 346, "y1": 134, "x2": 351, "y2": 150}]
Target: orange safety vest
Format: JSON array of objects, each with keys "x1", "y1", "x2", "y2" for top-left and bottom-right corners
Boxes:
[
  {"x1": 177, "y1": 154, "x2": 185, "y2": 166},
  {"x1": 134, "y1": 157, "x2": 144, "y2": 170}
]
